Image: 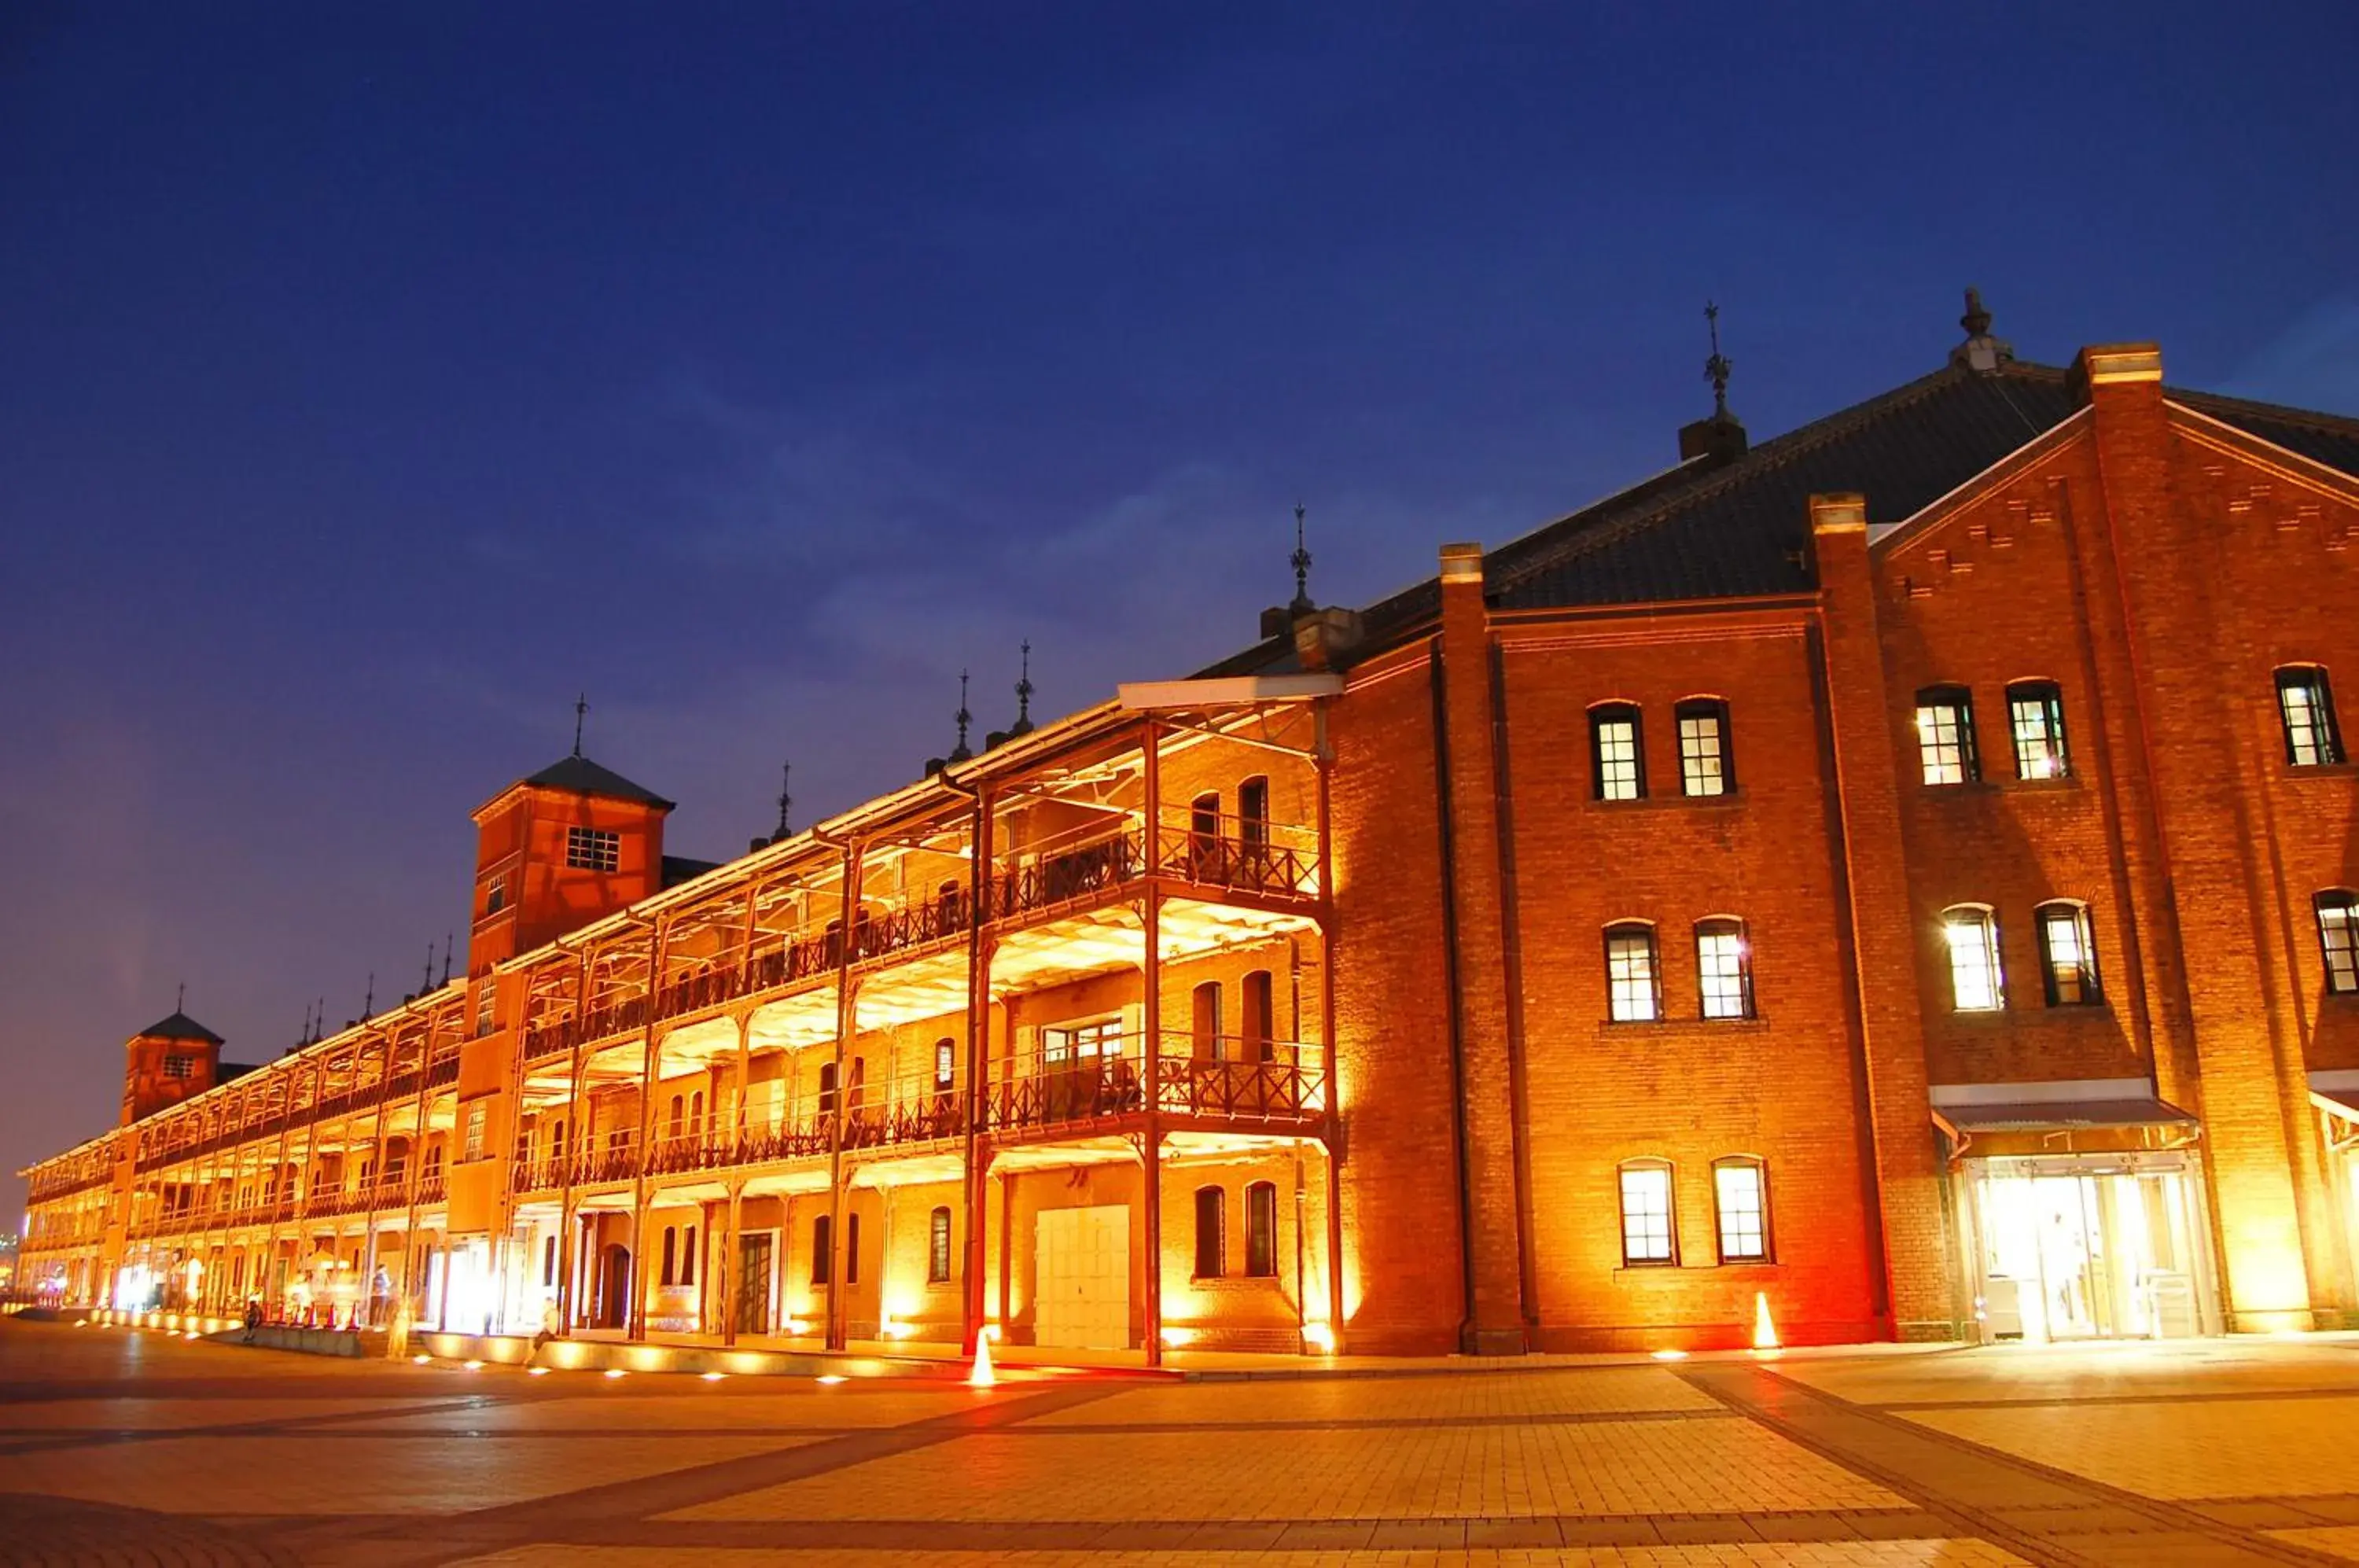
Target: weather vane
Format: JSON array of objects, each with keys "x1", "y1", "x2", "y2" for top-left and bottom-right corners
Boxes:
[
  {"x1": 1290, "y1": 502, "x2": 1314, "y2": 615},
  {"x1": 1704, "y1": 301, "x2": 1732, "y2": 417}
]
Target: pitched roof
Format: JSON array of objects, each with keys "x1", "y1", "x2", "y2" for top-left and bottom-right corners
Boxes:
[
  {"x1": 1201, "y1": 355, "x2": 2359, "y2": 675},
  {"x1": 136, "y1": 1010, "x2": 224, "y2": 1046},
  {"x1": 521, "y1": 754, "x2": 675, "y2": 810}
]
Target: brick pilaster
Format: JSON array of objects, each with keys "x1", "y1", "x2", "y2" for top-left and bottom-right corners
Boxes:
[
  {"x1": 1433, "y1": 542, "x2": 1530, "y2": 1353},
  {"x1": 1812, "y1": 495, "x2": 1956, "y2": 1340}
]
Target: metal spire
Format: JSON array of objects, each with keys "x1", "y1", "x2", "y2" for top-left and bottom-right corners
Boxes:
[
  {"x1": 315, "y1": 997, "x2": 325, "y2": 1044},
  {"x1": 775, "y1": 762, "x2": 793, "y2": 840},
  {"x1": 572, "y1": 693, "x2": 588, "y2": 757},
  {"x1": 1704, "y1": 301, "x2": 1733, "y2": 418},
  {"x1": 1289, "y1": 502, "x2": 1314, "y2": 616},
  {"x1": 175, "y1": 981, "x2": 186, "y2": 1014},
  {"x1": 1961, "y1": 286, "x2": 1993, "y2": 339},
  {"x1": 441, "y1": 934, "x2": 454, "y2": 988},
  {"x1": 423, "y1": 945, "x2": 436, "y2": 996},
  {"x1": 1011, "y1": 642, "x2": 1035, "y2": 737},
  {"x1": 362, "y1": 973, "x2": 374, "y2": 1019},
  {"x1": 950, "y1": 672, "x2": 973, "y2": 764}
]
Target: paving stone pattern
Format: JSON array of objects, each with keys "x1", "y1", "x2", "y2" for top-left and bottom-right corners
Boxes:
[{"x1": 10, "y1": 1322, "x2": 2359, "y2": 1566}]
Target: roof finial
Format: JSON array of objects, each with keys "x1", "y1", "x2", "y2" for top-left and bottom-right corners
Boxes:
[
  {"x1": 441, "y1": 934, "x2": 454, "y2": 988},
  {"x1": 362, "y1": 972, "x2": 374, "y2": 1018},
  {"x1": 315, "y1": 997, "x2": 324, "y2": 1044},
  {"x1": 1704, "y1": 301, "x2": 1733, "y2": 418},
  {"x1": 572, "y1": 693, "x2": 588, "y2": 757},
  {"x1": 950, "y1": 672, "x2": 973, "y2": 764},
  {"x1": 175, "y1": 980, "x2": 186, "y2": 1014},
  {"x1": 1961, "y1": 286, "x2": 1992, "y2": 339},
  {"x1": 423, "y1": 945, "x2": 436, "y2": 996},
  {"x1": 775, "y1": 761, "x2": 793, "y2": 840},
  {"x1": 1011, "y1": 642, "x2": 1036, "y2": 738},
  {"x1": 1289, "y1": 502, "x2": 1315, "y2": 616}
]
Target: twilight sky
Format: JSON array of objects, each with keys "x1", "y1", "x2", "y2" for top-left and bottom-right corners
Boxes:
[{"x1": 4, "y1": 3, "x2": 2357, "y2": 1214}]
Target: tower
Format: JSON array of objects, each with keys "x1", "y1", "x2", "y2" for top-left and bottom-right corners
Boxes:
[
  {"x1": 464, "y1": 750, "x2": 674, "y2": 987},
  {"x1": 121, "y1": 1005, "x2": 225, "y2": 1125}
]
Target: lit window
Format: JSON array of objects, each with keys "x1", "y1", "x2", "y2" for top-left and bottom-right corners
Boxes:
[
  {"x1": 817, "y1": 1062, "x2": 838, "y2": 1117},
  {"x1": 1713, "y1": 1159, "x2": 1769, "y2": 1263},
  {"x1": 929, "y1": 1205, "x2": 953, "y2": 1283},
  {"x1": 1914, "y1": 686, "x2": 1978, "y2": 785},
  {"x1": 2007, "y1": 681, "x2": 2069, "y2": 780},
  {"x1": 2037, "y1": 900, "x2": 2101, "y2": 1006},
  {"x1": 484, "y1": 880, "x2": 508, "y2": 915},
  {"x1": 1194, "y1": 1186, "x2": 1224, "y2": 1278},
  {"x1": 1591, "y1": 705, "x2": 1645, "y2": 801},
  {"x1": 1605, "y1": 923, "x2": 1660, "y2": 1021},
  {"x1": 565, "y1": 826, "x2": 620, "y2": 872},
  {"x1": 1695, "y1": 918, "x2": 1754, "y2": 1019},
  {"x1": 1618, "y1": 1162, "x2": 1675, "y2": 1266},
  {"x1": 473, "y1": 981, "x2": 496, "y2": 1039},
  {"x1": 1676, "y1": 699, "x2": 1733, "y2": 797},
  {"x1": 933, "y1": 1039, "x2": 955, "y2": 1092},
  {"x1": 162, "y1": 1055, "x2": 193, "y2": 1080},
  {"x1": 1246, "y1": 1180, "x2": 1279, "y2": 1278},
  {"x1": 2280, "y1": 668, "x2": 2346, "y2": 767},
  {"x1": 462, "y1": 1102, "x2": 487, "y2": 1161},
  {"x1": 2318, "y1": 893, "x2": 2359, "y2": 996},
  {"x1": 1943, "y1": 905, "x2": 2005, "y2": 1011},
  {"x1": 1043, "y1": 1018, "x2": 1122, "y2": 1063}
]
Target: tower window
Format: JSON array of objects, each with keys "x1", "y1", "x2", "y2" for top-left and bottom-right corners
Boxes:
[
  {"x1": 2007, "y1": 681, "x2": 2070, "y2": 780},
  {"x1": 162, "y1": 1055, "x2": 193, "y2": 1080},
  {"x1": 2279, "y1": 668, "x2": 2346, "y2": 767},
  {"x1": 2036, "y1": 900, "x2": 2101, "y2": 1006},
  {"x1": 1942, "y1": 905, "x2": 2005, "y2": 1012},
  {"x1": 1591, "y1": 705, "x2": 1645, "y2": 801},
  {"x1": 1915, "y1": 686, "x2": 1979, "y2": 785},
  {"x1": 1676, "y1": 699, "x2": 1733, "y2": 797},
  {"x1": 565, "y1": 826, "x2": 621, "y2": 872},
  {"x1": 1604, "y1": 922, "x2": 1660, "y2": 1021}
]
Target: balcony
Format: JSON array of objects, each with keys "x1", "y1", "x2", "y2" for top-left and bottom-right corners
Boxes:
[{"x1": 984, "y1": 1034, "x2": 1327, "y2": 1140}]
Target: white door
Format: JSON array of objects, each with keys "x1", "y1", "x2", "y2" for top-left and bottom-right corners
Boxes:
[{"x1": 1034, "y1": 1205, "x2": 1129, "y2": 1350}]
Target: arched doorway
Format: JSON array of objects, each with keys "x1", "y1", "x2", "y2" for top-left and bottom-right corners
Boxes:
[{"x1": 597, "y1": 1244, "x2": 631, "y2": 1329}]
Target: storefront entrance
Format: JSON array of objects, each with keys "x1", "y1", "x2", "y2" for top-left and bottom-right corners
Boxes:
[{"x1": 1960, "y1": 1154, "x2": 2217, "y2": 1342}]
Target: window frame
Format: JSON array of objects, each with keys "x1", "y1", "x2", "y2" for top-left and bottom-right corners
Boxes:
[
  {"x1": 933, "y1": 1038, "x2": 955, "y2": 1092},
  {"x1": 810, "y1": 1214, "x2": 831, "y2": 1285},
  {"x1": 2318, "y1": 891, "x2": 2359, "y2": 996},
  {"x1": 1711, "y1": 1157, "x2": 1772, "y2": 1264},
  {"x1": 1941, "y1": 904, "x2": 2006, "y2": 1012},
  {"x1": 1244, "y1": 1180, "x2": 1279, "y2": 1278},
  {"x1": 928, "y1": 1205, "x2": 953, "y2": 1283},
  {"x1": 2006, "y1": 680, "x2": 2070, "y2": 781},
  {"x1": 1590, "y1": 703, "x2": 1646, "y2": 801},
  {"x1": 2035, "y1": 899, "x2": 2102, "y2": 1007},
  {"x1": 1603, "y1": 921, "x2": 1662, "y2": 1023},
  {"x1": 565, "y1": 826, "x2": 621, "y2": 872},
  {"x1": 2279, "y1": 666, "x2": 2346, "y2": 767},
  {"x1": 1694, "y1": 917, "x2": 1755, "y2": 1020},
  {"x1": 1192, "y1": 1185, "x2": 1225, "y2": 1279},
  {"x1": 1675, "y1": 698, "x2": 1735, "y2": 798},
  {"x1": 1617, "y1": 1160, "x2": 1677, "y2": 1268},
  {"x1": 1914, "y1": 685, "x2": 1981, "y2": 786}
]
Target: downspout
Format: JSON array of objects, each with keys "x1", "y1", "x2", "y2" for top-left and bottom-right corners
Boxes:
[{"x1": 1427, "y1": 645, "x2": 1481, "y2": 1350}]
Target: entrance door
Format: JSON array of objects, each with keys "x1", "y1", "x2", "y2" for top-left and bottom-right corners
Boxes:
[
  {"x1": 597, "y1": 1245, "x2": 631, "y2": 1329},
  {"x1": 1971, "y1": 1158, "x2": 2206, "y2": 1342},
  {"x1": 734, "y1": 1234, "x2": 774, "y2": 1336},
  {"x1": 1034, "y1": 1204, "x2": 1130, "y2": 1350}
]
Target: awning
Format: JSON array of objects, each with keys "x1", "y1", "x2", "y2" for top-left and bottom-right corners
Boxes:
[
  {"x1": 2309, "y1": 1073, "x2": 2359, "y2": 1125},
  {"x1": 1935, "y1": 1096, "x2": 2198, "y2": 1134}
]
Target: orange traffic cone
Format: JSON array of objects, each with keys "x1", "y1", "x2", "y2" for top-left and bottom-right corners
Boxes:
[
  {"x1": 967, "y1": 1330, "x2": 998, "y2": 1389},
  {"x1": 1752, "y1": 1291, "x2": 1779, "y2": 1351}
]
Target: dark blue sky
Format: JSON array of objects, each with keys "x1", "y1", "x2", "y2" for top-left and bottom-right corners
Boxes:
[{"x1": 5, "y1": 3, "x2": 2356, "y2": 1210}]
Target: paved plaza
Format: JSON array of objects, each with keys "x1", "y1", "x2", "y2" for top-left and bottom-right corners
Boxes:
[{"x1": 11, "y1": 1322, "x2": 2359, "y2": 1565}]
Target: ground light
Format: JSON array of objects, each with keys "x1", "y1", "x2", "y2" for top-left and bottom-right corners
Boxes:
[
  {"x1": 815, "y1": 1374, "x2": 846, "y2": 1386},
  {"x1": 700, "y1": 1371, "x2": 726, "y2": 1382},
  {"x1": 1651, "y1": 1348, "x2": 1688, "y2": 1362},
  {"x1": 413, "y1": 1354, "x2": 432, "y2": 1366},
  {"x1": 524, "y1": 1367, "x2": 550, "y2": 1377},
  {"x1": 602, "y1": 1368, "x2": 627, "y2": 1379},
  {"x1": 462, "y1": 1360, "x2": 484, "y2": 1371},
  {"x1": 967, "y1": 1333, "x2": 998, "y2": 1389},
  {"x1": 1752, "y1": 1292, "x2": 1779, "y2": 1352}
]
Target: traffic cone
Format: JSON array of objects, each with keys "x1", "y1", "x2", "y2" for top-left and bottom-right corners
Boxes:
[
  {"x1": 967, "y1": 1330, "x2": 998, "y2": 1389},
  {"x1": 1752, "y1": 1291, "x2": 1779, "y2": 1351}
]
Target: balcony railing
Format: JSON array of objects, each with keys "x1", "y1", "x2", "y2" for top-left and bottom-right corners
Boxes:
[
  {"x1": 1153, "y1": 812, "x2": 1319, "y2": 901},
  {"x1": 988, "y1": 823, "x2": 1146, "y2": 926},
  {"x1": 984, "y1": 1034, "x2": 1327, "y2": 1136}
]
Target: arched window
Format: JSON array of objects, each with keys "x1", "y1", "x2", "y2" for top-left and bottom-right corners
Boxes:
[
  {"x1": 2036, "y1": 900, "x2": 2101, "y2": 1006},
  {"x1": 2007, "y1": 680, "x2": 2070, "y2": 779},
  {"x1": 1914, "y1": 686, "x2": 1979, "y2": 785},
  {"x1": 1942, "y1": 904, "x2": 2004, "y2": 1011},
  {"x1": 1245, "y1": 1181, "x2": 1279, "y2": 1278},
  {"x1": 690, "y1": 1091, "x2": 705, "y2": 1136},
  {"x1": 1193, "y1": 1186, "x2": 1225, "y2": 1279},
  {"x1": 668, "y1": 1095, "x2": 684, "y2": 1139},
  {"x1": 1712, "y1": 1158, "x2": 1770, "y2": 1263},
  {"x1": 933, "y1": 1038, "x2": 956, "y2": 1092},
  {"x1": 1242, "y1": 970, "x2": 1275, "y2": 1062},
  {"x1": 1695, "y1": 918, "x2": 1754, "y2": 1019},
  {"x1": 682, "y1": 1225, "x2": 697, "y2": 1287},
  {"x1": 1591, "y1": 704, "x2": 1645, "y2": 801},
  {"x1": 928, "y1": 1205, "x2": 953, "y2": 1283},
  {"x1": 1676, "y1": 698, "x2": 1733, "y2": 797},
  {"x1": 661, "y1": 1225, "x2": 678, "y2": 1287},
  {"x1": 1617, "y1": 1160, "x2": 1676, "y2": 1266},
  {"x1": 1238, "y1": 776, "x2": 1270, "y2": 848},
  {"x1": 817, "y1": 1062, "x2": 838, "y2": 1117},
  {"x1": 1604, "y1": 922, "x2": 1660, "y2": 1021},
  {"x1": 1190, "y1": 791, "x2": 1223, "y2": 878},
  {"x1": 2317, "y1": 892, "x2": 2359, "y2": 995},
  {"x1": 845, "y1": 1213, "x2": 860, "y2": 1285},
  {"x1": 811, "y1": 1214, "x2": 831, "y2": 1285},
  {"x1": 1192, "y1": 981, "x2": 1224, "y2": 1061},
  {"x1": 2280, "y1": 667, "x2": 2346, "y2": 766}
]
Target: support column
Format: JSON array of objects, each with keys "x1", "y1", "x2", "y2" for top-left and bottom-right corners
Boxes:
[
  {"x1": 721, "y1": 1180, "x2": 744, "y2": 1346},
  {"x1": 961, "y1": 784, "x2": 995, "y2": 1355},
  {"x1": 1315, "y1": 701, "x2": 1346, "y2": 1349},
  {"x1": 1432, "y1": 542, "x2": 1530, "y2": 1354},
  {"x1": 1812, "y1": 493, "x2": 1953, "y2": 1339},
  {"x1": 1140, "y1": 718, "x2": 1164, "y2": 1367},
  {"x1": 823, "y1": 839, "x2": 863, "y2": 1353}
]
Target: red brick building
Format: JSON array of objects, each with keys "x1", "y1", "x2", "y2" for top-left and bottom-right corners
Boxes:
[{"x1": 21, "y1": 306, "x2": 2359, "y2": 1357}]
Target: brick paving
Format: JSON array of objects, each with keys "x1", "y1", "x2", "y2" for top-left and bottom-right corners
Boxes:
[{"x1": 9, "y1": 1322, "x2": 2359, "y2": 1565}]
